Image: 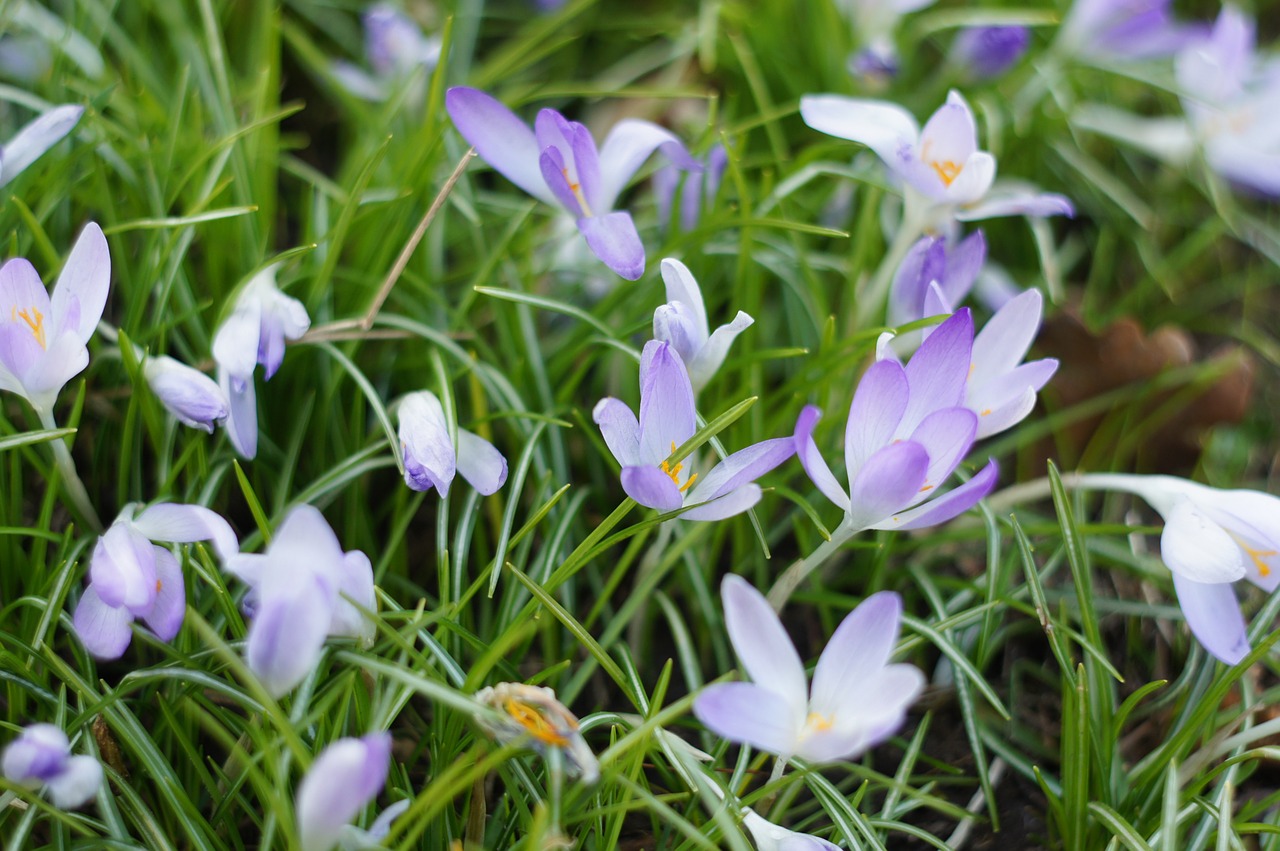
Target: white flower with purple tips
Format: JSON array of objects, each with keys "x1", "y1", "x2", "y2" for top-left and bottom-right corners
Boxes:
[
  {"x1": 2, "y1": 724, "x2": 102, "y2": 809},
  {"x1": 72, "y1": 502, "x2": 238, "y2": 659},
  {"x1": 651, "y1": 258, "x2": 753, "y2": 394},
  {"x1": 295, "y1": 732, "x2": 397, "y2": 851},
  {"x1": 0, "y1": 221, "x2": 109, "y2": 414},
  {"x1": 444, "y1": 86, "x2": 699, "y2": 280},
  {"x1": 396, "y1": 390, "x2": 507, "y2": 496},
  {"x1": 694, "y1": 576, "x2": 923, "y2": 763},
  {"x1": 593, "y1": 341, "x2": 793, "y2": 521}
]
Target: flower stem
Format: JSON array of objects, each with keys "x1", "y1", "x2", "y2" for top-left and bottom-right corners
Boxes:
[
  {"x1": 766, "y1": 521, "x2": 858, "y2": 612},
  {"x1": 37, "y1": 408, "x2": 103, "y2": 533}
]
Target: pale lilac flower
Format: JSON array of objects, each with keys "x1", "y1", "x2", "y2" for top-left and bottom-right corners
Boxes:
[
  {"x1": 331, "y1": 4, "x2": 441, "y2": 102},
  {"x1": 296, "y1": 733, "x2": 393, "y2": 851},
  {"x1": 654, "y1": 144, "x2": 727, "y2": 233},
  {"x1": 1058, "y1": 0, "x2": 1202, "y2": 62},
  {"x1": 694, "y1": 576, "x2": 923, "y2": 762},
  {"x1": 1080, "y1": 474, "x2": 1280, "y2": 666},
  {"x1": 887, "y1": 231, "x2": 986, "y2": 331},
  {"x1": 212, "y1": 264, "x2": 310, "y2": 459},
  {"x1": 1, "y1": 103, "x2": 83, "y2": 187},
  {"x1": 742, "y1": 810, "x2": 840, "y2": 851},
  {"x1": 2, "y1": 724, "x2": 101, "y2": 809},
  {"x1": 651, "y1": 258, "x2": 752, "y2": 394},
  {"x1": 800, "y1": 90, "x2": 1073, "y2": 224},
  {"x1": 952, "y1": 26, "x2": 1030, "y2": 80},
  {"x1": 474, "y1": 682, "x2": 600, "y2": 782},
  {"x1": 225, "y1": 505, "x2": 375, "y2": 697},
  {"x1": 444, "y1": 87, "x2": 699, "y2": 280},
  {"x1": 396, "y1": 391, "x2": 507, "y2": 496},
  {"x1": 965, "y1": 289, "x2": 1057, "y2": 439},
  {"x1": 593, "y1": 341, "x2": 793, "y2": 521},
  {"x1": 797, "y1": 310, "x2": 998, "y2": 532},
  {"x1": 143, "y1": 354, "x2": 229, "y2": 433},
  {"x1": 0, "y1": 221, "x2": 108, "y2": 414},
  {"x1": 72, "y1": 502, "x2": 239, "y2": 659}
]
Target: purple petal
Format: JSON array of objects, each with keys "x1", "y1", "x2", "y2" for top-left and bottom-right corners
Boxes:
[
  {"x1": 942, "y1": 152, "x2": 997, "y2": 205},
  {"x1": 721, "y1": 574, "x2": 808, "y2": 713},
  {"x1": 953, "y1": 26, "x2": 1030, "y2": 79},
  {"x1": 539, "y1": 147, "x2": 586, "y2": 216},
  {"x1": 620, "y1": 465, "x2": 684, "y2": 511},
  {"x1": 799, "y1": 95, "x2": 920, "y2": 166},
  {"x1": 49, "y1": 222, "x2": 108, "y2": 345},
  {"x1": 940, "y1": 230, "x2": 987, "y2": 307},
  {"x1": 918, "y1": 91, "x2": 979, "y2": 181},
  {"x1": 246, "y1": 572, "x2": 333, "y2": 698},
  {"x1": 809, "y1": 592, "x2": 903, "y2": 715},
  {"x1": 43, "y1": 755, "x2": 101, "y2": 809},
  {"x1": 1171, "y1": 573, "x2": 1250, "y2": 665},
  {"x1": 847, "y1": 441, "x2": 929, "y2": 531},
  {"x1": 690, "y1": 310, "x2": 753, "y2": 392},
  {"x1": 456, "y1": 428, "x2": 507, "y2": 495},
  {"x1": 693, "y1": 682, "x2": 799, "y2": 757},
  {"x1": 846, "y1": 359, "x2": 909, "y2": 483},
  {"x1": 398, "y1": 391, "x2": 455, "y2": 496},
  {"x1": 212, "y1": 297, "x2": 263, "y2": 381},
  {"x1": 970, "y1": 288, "x2": 1044, "y2": 379},
  {"x1": 90, "y1": 523, "x2": 156, "y2": 610},
  {"x1": 445, "y1": 87, "x2": 554, "y2": 204},
  {"x1": 139, "y1": 547, "x2": 185, "y2": 642},
  {"x1": 144, "y1": 355, "x2": 229, "y2": 432},
  {"x1": 330, "y1": 551, "x2": 376, "y2": 643},
  {"x1": 794, "y1": 405, "x2": 850, "y2": 512},
  {"x1": 679, "y1": 484, "x2": 762, "y2": 521},
  {"x1": 0, "y1": 104, "x2": 83, "y2": 188},
  {"x1": 19, "y1": 328, "x2": 88, "y2": 406},
  {"x1": 0, "y1": 258, "x2": 52, "y2": 382},
  {"x1": 577, "y1": 212, "x2": 645, "y2": 280},
  {"x1": 969, "y1": 358, "x2": 1058, "y2": 439},
  {"x1": 535, "y1": 110, "x2": 603, "y2": 213},
  {"x1": 220, "y1": 367, "x2": 258, "y2": 460},
  {"x1": 591, "y1": 397, "x2": 640, "y2": 467},
  {"x1": 658, "y1": 258, "x2": 709, "y2": 341},
  {"x1": 1160, "y1": 500, "x2": 1248, "y2": 583},
  {"x1": 270, "y1": 505, "x2": 349, "y2": 577},
  {"x1": 2, "y1": 724, "x2": 69, "y2": 783},
  {"x1": 595, "y1": 119, "x2": 699, "y2": 211},
  {"x1": 297, "y1": 733, "x2": 392, "y2": 851},
  {"x1": 72, "y1": 584, "x2": 135, "y2": 659},
  {"x1": 636, "y1": 341, "x2": 696, "y2": 465},
  {"x1": 907, "y1": 407, "x2": 978, "y2": 499},
  {"x1": 887, "y1": 237, "x2": 944, "y2": 327},
  {"x1": 685, "y1": 437, "x2": 794, "y2": 504},
  {"x1": 875, "y1": 459, "x2": 998, "y2": 530},
  {"x1": 899, "y1": 309, "x2": 972, "y2": 434},
  {"x1": 132, "y1": 502, "x2": 239, "y2": 562},
  {"x1": 652, "y1": 301, "x2": 703, "y2": 367}
]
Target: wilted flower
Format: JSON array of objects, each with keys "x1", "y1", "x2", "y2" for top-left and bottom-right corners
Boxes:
[
  {"x1": 651, "y1": 258, "x2": 753, "y2": 394},
  {"x1": 212, "y1": 264, "x2": 311, "y2": 459},
  {"x1": 797, "y1": 311, "x2": 998, "y2": 532},
  {"x1": 800, "y1": 90, "x2": 1073, "y2": 225},
  {"x1": 72, "y1": 502, "x2": 239, "y2": 659},
  {"x1": 694, "y1": 576, "x2": 923, "y2": 763},
  {"x1": 1057, "y1": 0, "x2": 1201, "y2": 63},
  {"x1": 951, "y1": 26, "x2": 1030, "y2": 81},
  {"x1": 593, "y1": 341, "x2": 794, "y2": 521},
  {"x1": 331, "y1": 4, "x2": 441, "y2": 102},
  {"x1": 742, "y1": 810, "x2": 841, "y2": 851},
  {"x1": 296, "y1": 733, "x2": 395, "y2": 851},
  {"x1": 444, "y1": 87, "x2": 699, "y2": 280},
  {"x1": 224, "y1": 505, "x2": 374, "y2": 697},
  {"x1": 654, "y1": 144, "x2": 728, "y2": 233},
  {"x1": 1080, "y1": 474, "x2": 1280, "y2": 665},
  {"x1": 143, "y1": 354, "x2": 229, "y2": 433},
  {"x1": 1, "y1": 103, "x2": 82, "y2": 186},
  {"x1": 474, "y1": 682, "x2": 600, "y2": 783},
  {"x1": 0, "y1": 221, "x2": 108, "y2": 414},
  {"x1": 396, "y1": 391, "x2": 507, "y2": 496},
  {"x1": 2, "y1": 724, "x2": 102, "y2": 809},
  {"x1": 964, "y1": 289, "x2": 1057, "y2": 439}
]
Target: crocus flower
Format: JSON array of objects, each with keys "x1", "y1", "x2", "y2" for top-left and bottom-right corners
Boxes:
[
  {"x1": 224, "y1": 505, "x2": 375, "y2": 697},
  {"x1": 0, "y1": 221, "x2": 108, "y2": 414},
  {"x1": 1, "y1": 103, "x2": 83, "y2": 187},
  {"x1": 835, "y1": 0, "x2": 936, "y2": 86},
  {"x1": 212, "y1": 264, "x2": 311, "y2": 459},
  {"x1": 952, "y1": 26, "x2": 1030, "y2": 80},
  {"x1": 593, "y1": 341, "x2": 794, "y2": 521},
  {"x1": 964, "y1": 289, "x2": 1057, "y2": 439},
  {"x1": 887, "y1": 231, "x2": 986, "y2": 331},
  {"x1": 2, "y1": 724, "x2": 101, "y2": 809},
  {"x1": 742, "y1": 810, "x2": 840, "y2": 851},
  {"x1": 1078, "y1": 474, "x2": 1280, "y2": 665},
  {"x1": 143, "y1": 354, "x2": 229, "y2": 433},
  {"x1": 800, "y1": 90, "x2": 1073, "y2": 225},
  {"x1": 331, "y1": 4, "x2": 441, "y2": 102},
  {"x1": 651, "y1": 258, "x2": 753, "y2": 394},
  {"x1": 396, "y1": 391, "x2": 507, "y2": 496},
  {"x1": 797, "y1": 310, "x2": 998, "y2": 532},
  {"x1": 654, "y1": 144, "x2": 728, "y2": 233},
  {"x1": 474, "y1": 682, "x2": 600, "y2": 783},
  {"x1": 444, "y1": 87, "x2": 699, "y2": 280},
  {"x1": 1057, "y1": 0, "x2": 1201, "y2": 62},
  {"x1": 72, "y1": 502, "x2": 239, "y2": 659},
  {"x1": 694, "y1": 575, "x2": 923, "y2": 763},
  {"x1": 296, "y1": 733, "x2": 393, "y2": 851}
]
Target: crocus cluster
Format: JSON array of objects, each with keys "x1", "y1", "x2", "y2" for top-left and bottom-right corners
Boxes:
[{"x1": 2, "y1": 724, "x2": 101, "y2": 809}]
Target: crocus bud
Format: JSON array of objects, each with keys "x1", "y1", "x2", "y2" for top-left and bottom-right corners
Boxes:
[
  {"x1": 143, "y1": 355, "x2": 229, "y2": 433},
  {"x1": 2, "y1": 724, "x2": 102, "y2": 809},
  {"x1": 296, "y1": 733, "x2": 392, "y2": 851}
]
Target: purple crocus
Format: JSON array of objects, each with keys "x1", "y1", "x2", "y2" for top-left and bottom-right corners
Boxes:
[
  {"x1": 887, "y1": 231, "x2": 986, "y2": 332},
  {"x1": 800, "y1": 90, "x2": 1073, "y2": 225},
  {"x1": 797, "y1": 310, "x2": 998, "y2": 533},
  {"x1": 331, "y1": 4, "x2": 441, "y2": 102},
  {"x1": 694, "y1": 575, "x2": 923, "y2": 763},
  {"x1": 296, "y1": 733, "x2": 394, "y2": 851},
  {"x1": 143, "y1": 354, "x2": 230, "y2": 433},
  {"x1": 593, "y1": 341, "x2": 794, "y2": 521},
  {"x1": 72, "y1": 502, "x2": 239, "y2": 659},
  {"x1": 965, "y1": 289, "x2": 1057, "y2": 439},
  {"x1": 224, "y1": 505, "x2": 375, "y2": 698},
  {"x1": 651, "y1": 258, "x2": 753, "y2": 394},
  {"x1": 952, "y1": 26, "x2": 1030, "y2": 81},
  {"x1": 212, "y1": 264, "x2": 311, "y2": 459},
  {"x1": 2, "y1": 724, "x2": 102, "y2": 809},
  {"x1": 444, "y1": 87, "x2": 699, "y2": 280},
  {"x1": 1, "y1": 103, "x2": 83, "y2": 186},
  {"x1": 0, "y1": 221, "x2": 108, "y2": 414},
  {"x1": 396, "y1": 390, "x2": 507, "y2": 496},
  {"x1": 654, "y1": 144, "x2": 728, "y2": 233},
  {"x1": 1058, "y1": 0, "x2": 1201, "y2": 62}
]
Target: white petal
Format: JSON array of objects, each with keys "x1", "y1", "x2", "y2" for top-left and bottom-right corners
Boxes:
[
  {"x1": 799, "y1": 95, "x2": 919, "y2": 167},
  {"x1": 1161, "y1": 500, "x2": 1248, "y2": 583},
  {"x1": 49, "y1": 222, "x2": 109, "y2": 345},
  {"x1": 456, "y1": 428, "x2": 507, "y2": 495},
  {"x1": 0, "y1": 104, "x2": 83, "y2": 187},
  {"x1": 43, "y1": 755, "x2": 102, "y2": 809},
  {"x1": 720, "y1": 575, "x2": 808, "y2": 716}
]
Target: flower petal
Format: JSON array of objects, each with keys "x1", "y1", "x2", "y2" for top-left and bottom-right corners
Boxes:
[
  {"x1": 456, "y1": 428, "x2": 507, "y2": 495},
  {"x1": 0, "y1": 104, "x2": 82, "y2": 187},
  {"x1": 595, "y1": 119, "x2": 699, "y2": 211},
  {"x1": 0, "y1": 258, "x2": 51, "y2": 384},
  {"x1": 143, "y1": 355, "x2": 229, "y2": 432},
  {"x1": 297, "y1": 733, "x2": 392, "y2": 851},
  {"x1": 591, "y1": 397, "x2": 640, "y2": 467},
  {"x1": 139, "y1": 547, "x2": 185, "y2": 642},
  {"x1": 970, "y1": 288, "x2": 1044, "y2": 379},
  {"x1": 620, "y1": 465, "x2": 684, "y2": 511},
  {"x1": 685, "y1": 437, "x2": 795, "y2": 504},
  {"x1": 539, "y1": 146, "x2": 586, "y2": 216},
  {"x1": 919, "y1": 91, "x2": 979, "y2": 175},
  {"x1": 43, "y1": 755, "x2": 102, "y2": 809},
  {"x1": 799, "y1": 95, "x2": 920, "y2": 166},
  {"x1": 969, "y1": 358, "x2": 1058, "y2": 439},
  {"x1": 943, "y1": 151, "x2": 996, "y2": 205},
  {"x1": 794, "y1": 405, "x2": 850, "y2": 512},
  {"x1": 72, "y1": 584, "x2": 134, "y2": 660},
  {"x1": 1171, "y1": 573, "x2": 1250, "y2": 666},
  {"x1": 398, "y1": 391, "x2": 456, "y2": 496},
  {"x1": 535, "y1": 110, "x2": 603, "y2": 212},
  {"x1": 220, "y1": 367, "x2": 258, "y2": 459},
  {"x1": 907, "y1": 406, "x2": 977, "y2": 498},
  {"x1": 637, "y1": 341, "x2": 696, "y2": 465},
  {"x1": 845, "y1": 359, "x2": 909, "y2": 483},
  {"x1": 90, "y1": 522, "x2": 156, "y2": 610},
  {"x1": 1160, "y1": 499, "x2": 1248, "y2": 583},
  {"x1": 49, "y1": 222, "x2": 108, "y2": 345},
  {"x1": 577, "y1": 212, "x2": 645, "y2": 280},
  {"x1": 721, "y1": 574, "x2": 808, "y2": 714},
  {"x1": 444, "y1": 87, "x2": 554, "y2": 204},
  {"x1": 212, "y1": 296, "x2": 263, "y2": 382},
  {"x1": 693, "y1": 682, "x2": 799, "y2": 757},
  {"x1": 132, "y1": 503, "x2": 239, "y2": 562},
  {"x1": 246, "y1": 572, "x2": 333, "y2": 698},
  {"x1": 956, "y1": 189, "x2": 1075, "y2": 221},
  {"x1": 679, "y1": 483, "x2": 762, "y2": 521},
  {"x1": 690, "y1": 310, "x2": 753, "y2": 392},
  {"x1": 899, "y1": 309, "x2": 972, "y2": 434},
  {"x1": 330, "y1": 551, "x2": 376, "y2": 645},
  {"x1": 809, "y1": 591, "x2": 903, "y2": 716},
  {"x1": 875, "y1": 458, "x2": 998, "y2": 530},
  {"x1": 847, "y1": 441, "x2": 929, "y2": 531},
  {"x1": 658, "y1": 258, "x2": 709, "y2": 342}
]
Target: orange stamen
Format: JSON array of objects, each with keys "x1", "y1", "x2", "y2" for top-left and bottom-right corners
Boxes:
[
  {"x1": 561, "y1": 167, "x2": 593, "y2": 216},
  {"x1": 806, "y1": 712, "x2": 834, "y2": 732},
  {"x1": 504, "y1": 697, "x2": 570, "y2": 746},
  {"x1": 660, "y1": 441, "x2": 698, "y2": 492},
  {"x1": 929, "y1": 159, "x2": 962, "y2": 187},
  {"x1": 11, "y1": 306, "x2": 47, "y2": 349}
]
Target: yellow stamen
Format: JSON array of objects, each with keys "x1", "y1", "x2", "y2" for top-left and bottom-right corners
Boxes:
[
  {"x1": 660, "y1": 441, "x2": 698, "y2": 492},
  {"x1": 156, "y1": 580, "x2": 163, "y2": 592},
  {"x1": 919, "y1": 484, "x2": 934, "y2": 493},
  {"x1": 1237, "y1": 538, "x2": 1276, "y2": 578},
  {"x1": 561, "y1": 167, "x2": 593, "y2": 217},
  {"x1": 806, "y1": 712, "x2": 834, "y2": 732},
  {"x1": 929, "y1": 159, "x2": 962, "y2": 187},
  {"x1": 11, "y1": 306, "x2": 47, "y2": 349},
  {"x1": 979, "y1": 408, "x2": 992, "y2": 417},
  {"x1": 504, "y1": 697, "x2": 571, "y2": 746}
]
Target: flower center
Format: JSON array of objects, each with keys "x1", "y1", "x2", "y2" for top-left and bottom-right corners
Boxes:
[
  {"x1": 11, "y1": 306, "x2": 47, "y2": 349},
  {"x1": 1233, "y1": 536, "x2": 1277, "y2": 578},
  {"x1": 504, "y1": 697, "x2": 572, "y2": 747},
  {"x1": 805, "y1": 711, "x2": 834, "y2": 732},
  {"x1": 659, "y1": 441, "x2": 697, "y2": 492},
  {"x1": 928, "y1": 158, "x2": 962, "y2": 187},
  {"x1": 561, "y1": 167, "x2": 593, "y2": 217}
]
